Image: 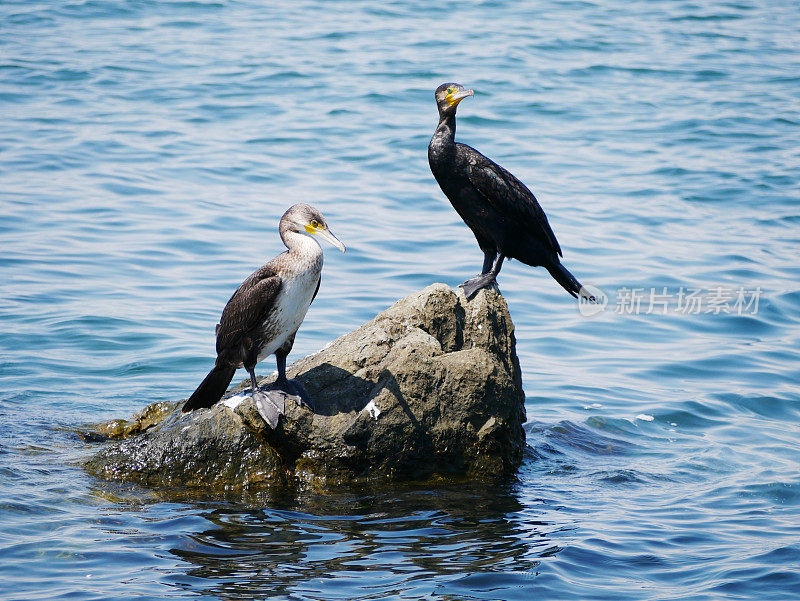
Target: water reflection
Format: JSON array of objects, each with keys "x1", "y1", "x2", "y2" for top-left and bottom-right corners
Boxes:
[{"x1": 163, "y1": 485, "x2": 547, "y2": 599}]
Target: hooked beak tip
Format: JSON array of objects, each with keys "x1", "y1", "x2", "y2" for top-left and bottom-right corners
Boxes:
[
  {"x1": 449, "y1": 88, "x2": 474, "y2": 106},
  {"x1": 319, "y1": 228, "x2": 346, "y2": 253}
]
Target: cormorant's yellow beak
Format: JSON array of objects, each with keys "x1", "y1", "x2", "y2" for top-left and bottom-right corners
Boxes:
[
  {"x1": 306, "y1": 224, "x2": 346, "y2": 253},
  {"x1": 446, "y1": 88, "x2": 474, "y2": 107}
]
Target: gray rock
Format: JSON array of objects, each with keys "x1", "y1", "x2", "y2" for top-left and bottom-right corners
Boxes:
[{"x1": 83, "y1": 284, "x2": 527, "y2": 489}]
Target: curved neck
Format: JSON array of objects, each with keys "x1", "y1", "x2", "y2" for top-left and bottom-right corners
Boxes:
[
  {"x1": 434, "y1": 111, "x2": 456, "y2": 144},
  {"x1": 280, "y1": 229, "x2": 322, "y2": 262},
  {"x1": 430, "y1": 112, "x2": 457, "y2": 165}
]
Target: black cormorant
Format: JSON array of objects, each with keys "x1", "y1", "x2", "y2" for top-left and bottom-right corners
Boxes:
[
  {"x1": 428, "y1": 82, "x2": 592, "y2": 300},
  {"x1": 182, "y1": 203, "x2": 345, "y2": 426}
]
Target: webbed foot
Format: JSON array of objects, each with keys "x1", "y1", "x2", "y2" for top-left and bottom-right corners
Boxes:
[
  {"x1": 460, "y1": 273, "x2": 499, "y2": 300},
  {"x1": 252, "y1": 388, "x2": 285, "y2": 429}
]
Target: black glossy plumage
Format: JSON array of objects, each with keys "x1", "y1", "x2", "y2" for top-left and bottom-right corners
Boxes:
[{"x1": 428, "y1": 82, "x2": 588, "y2": 299}]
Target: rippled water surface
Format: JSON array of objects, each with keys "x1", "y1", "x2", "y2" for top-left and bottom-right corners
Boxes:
[{"x1": 2, "y1": 1, "x2": 799, "y2": 599}]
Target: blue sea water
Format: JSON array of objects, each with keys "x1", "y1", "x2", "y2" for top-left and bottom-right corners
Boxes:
[{"x1": 2, "y1": 0, "x2": 799, "y2": 599}]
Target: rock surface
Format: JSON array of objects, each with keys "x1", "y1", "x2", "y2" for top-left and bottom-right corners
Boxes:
[{"x1": 83, "y1": 284, "x2": 527, "y2": 489}]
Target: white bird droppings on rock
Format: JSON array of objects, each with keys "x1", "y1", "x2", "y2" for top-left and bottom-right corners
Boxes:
[
  {"x1": 222, "y1": 393, "x2": 248, "y2": 410},
  {"x1": 363, "y1": 399, "x2": 381, "y2": 420}
]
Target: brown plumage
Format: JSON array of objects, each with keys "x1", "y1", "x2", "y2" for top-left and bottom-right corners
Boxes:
[{"x1": 182, "y1": 203, "x2": 345, "y2": 421}]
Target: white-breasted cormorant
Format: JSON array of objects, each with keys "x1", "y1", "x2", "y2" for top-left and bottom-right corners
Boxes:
[
  {"x1": 182, "y1": 203, "x2": 345, "y2": 426},
  {"x1": 428, "y1": 83, "x2": 592, "y2": 300}
]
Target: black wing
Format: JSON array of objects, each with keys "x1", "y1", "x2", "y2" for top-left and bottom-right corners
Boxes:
[
  {"x1": 461, "y1": 145, "x2": 562, "y2": 257},
  {"x1": 311, "y1": 276, "x2": 321, "y2": 304},
  {"x1": 215, "y1": 265, "x2": 282, "y2": 354}
]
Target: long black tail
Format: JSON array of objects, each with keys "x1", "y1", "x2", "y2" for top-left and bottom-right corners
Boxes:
[
  {"x1": 546, "y1": 262, "x2": 583, "y2": 298},
  {"x1": 182, "y1": 364, "x2": 236, "y2": 412}
]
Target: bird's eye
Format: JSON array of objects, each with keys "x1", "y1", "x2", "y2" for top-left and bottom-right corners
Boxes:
[
  {"x1": 310, "y1": 219, "x2": 320, "y2": 228},
  {"x1": 446, "y1": 87, "x2": 454, "y2": 94}
]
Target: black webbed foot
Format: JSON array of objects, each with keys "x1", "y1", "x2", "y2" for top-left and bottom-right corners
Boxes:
[{"x1": 460, "y1": 273, "x2": 499, "y2": 300}]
